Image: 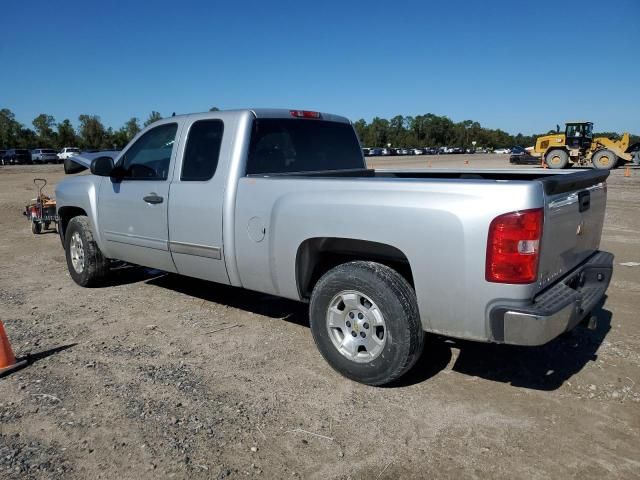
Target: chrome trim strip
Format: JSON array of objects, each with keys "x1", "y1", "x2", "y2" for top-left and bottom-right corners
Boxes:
[
  {"x1": 169, "y1": 241, "x2": 221, "y2": 260},
  {"x1": 104, "y1": 231, "x2": 168, "y2": 250}
]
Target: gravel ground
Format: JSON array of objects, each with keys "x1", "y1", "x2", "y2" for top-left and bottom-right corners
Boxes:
[{"x1": 0, "y1": 157, "x2": 638, "y2": 479}]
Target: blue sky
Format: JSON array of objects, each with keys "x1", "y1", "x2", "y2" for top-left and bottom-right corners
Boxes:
[{"x1": 1, "y1": 0, "x2": 638, "y2": 135}]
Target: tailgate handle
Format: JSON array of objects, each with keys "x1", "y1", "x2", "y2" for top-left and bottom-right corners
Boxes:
[{"x1": 578, "y1": 191, "x2": 590, "y2": 212}]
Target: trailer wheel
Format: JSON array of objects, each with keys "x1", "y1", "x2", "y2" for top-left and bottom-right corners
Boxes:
[
  {"x1": 309, "y1": 261, "x2": 424, "y2": 386},
  {"x1": 64, "y1": 216, "x2": 110, "y2": 287},
  {"x1": 31, "y1": 221, "x2": 41, "y2": 235},
  {"x1": 592, "y1": 149, "x2": 618, "y2": 170},
  {"x1": 545, "y1": 149, "x2": 569, "y2": 169}
]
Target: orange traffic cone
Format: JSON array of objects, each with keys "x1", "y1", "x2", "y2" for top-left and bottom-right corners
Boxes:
[
  {"x1": 624, "y1": 166, "x2": 631, "y2": 177},
  {"x1": 542, "y1": 159, "x2": 547, "y2": 169},
  {"x1": 427, "y1": 160, "x2": 432, "y2": 168},
  {"x1": 0, "y1": 320, "x2": 27, "y2": 375},
  {"x1": 464, "y1": 159, "x2": 469, "y2": 165}
]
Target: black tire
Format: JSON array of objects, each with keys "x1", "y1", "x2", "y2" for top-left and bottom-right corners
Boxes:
[
  {"x1": 309, "y1": 261, "x2": 424, "y2": 386},
  {"x1": 31, "y1": 221, "x2": 42, "y2": 235},
  {"x1": 545, "y1": 149, "x2": 569, "y2": 169},
  {"x1": 591, "y1": 149, "x2": 618, "y2": 170},
  {"x1": 64, "y1": 216, "x2": 110, "y2": 287}
]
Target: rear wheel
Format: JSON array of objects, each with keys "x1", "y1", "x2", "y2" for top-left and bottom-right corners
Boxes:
[
  {"x1": 545, "y1": 149, "x2": 569, "y2": 169},
  {"x1": 309, "y1": 261, "x2": 424, "y2": 386},
  {"x1": 31, "y1": 221, "x2": 42, "y2": 235},
  {"x1": 592, "y1": 149, "x2": 618, "y2": 170},
  {"x1": 64, "y1": 216, "x2": 110, "y2": 287}
]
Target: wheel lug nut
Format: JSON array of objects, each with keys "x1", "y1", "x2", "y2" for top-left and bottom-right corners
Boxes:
[
  {"x1": 358, "y1": 313, "x2": 364, "y2": 320},
  {"x1": 363, "y1": 322, "x2": 369, "y2": 329},
  {"x1": 360, "y1": 332, "x2": 366, "y2": 338},
  {"x1": 349, "y1": 312, "x2": 355, "y2": 319},
  {"x1": 351, "y1": 331, "x2": 357, "y2": 338},
  {"x1": 346, "y1": 321, "x2": 351, "y2": 328}
]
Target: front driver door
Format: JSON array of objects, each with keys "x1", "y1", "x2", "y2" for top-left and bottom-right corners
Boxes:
[{"x1": 97, "y1": 121, "x2": 181, "y2": 272}]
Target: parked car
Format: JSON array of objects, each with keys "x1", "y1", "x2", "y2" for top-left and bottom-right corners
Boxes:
[
  {"x1": 56, "y1": 108, "x2": 613, "y2": 386},
  {"x1": 31, "y1": 148, "x2": 61, "y2": 164},
  {"x1": 361, "y1": 148, "x2": 370, "y2": 156},
  {"x1": 494, "y1": 148, "x2": 510, "y2": 154},
  {"x1": 410, "y1": 148, "x2": 424, "y2": 155},
  {"x1": 58, "y1": 147, "x2": 81, "y2": 161},
  {"x1": 510, "y1": 152, "x2": 541, "y2": 165},
  {"x1": 510, "y1": 146, "x2": 526, "y2": 156},
  {"x1": 2, "y1": 149, "x2": 32, "y2": 165},
  {"x1": 368, "y1": 148, "x2": 383, "y2": 156}
]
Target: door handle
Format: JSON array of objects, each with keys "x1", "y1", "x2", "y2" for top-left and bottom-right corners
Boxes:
[{"x1": 143, "y1": 193, "x2": 164, "y2": 204}]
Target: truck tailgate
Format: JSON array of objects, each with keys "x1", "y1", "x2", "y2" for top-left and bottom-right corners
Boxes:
[{"x1": 537, "y1": 171, "x2": 608, "y2": 290}]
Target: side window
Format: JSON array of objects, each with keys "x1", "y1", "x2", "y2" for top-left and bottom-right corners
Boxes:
[
  {"x1": 119, "y1": 123, "x2": 178, "y2": 180},
  {"x1": 181, "y1": 119, "x2": 224, "y2": 181}
]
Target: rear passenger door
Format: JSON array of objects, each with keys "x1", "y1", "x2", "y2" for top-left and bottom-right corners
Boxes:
[{"x1": 168, "y1": 118, "x2": 230, "y2": 284}]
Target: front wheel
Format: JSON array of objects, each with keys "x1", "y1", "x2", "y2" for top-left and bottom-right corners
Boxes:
[
  {"x1": 309, "y1": 261, "x2": 424, "y2": 386},
  {"x1": 545, "y1": 149, "x2": 569, "y2": 169},
  {"x1": 31, "y1": 221, "x2": 42, "y2": 234},
  {"x1": 64, "y1": 216, "x2": 110, "y2": 287},
  {"x1": 592, "y1": 149, "x2": 618, "y2": 170}
]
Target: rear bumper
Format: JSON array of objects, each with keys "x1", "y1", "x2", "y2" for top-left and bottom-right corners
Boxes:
[{"x1": 489, "y1": 251, "x2": 613, "y2": 346}]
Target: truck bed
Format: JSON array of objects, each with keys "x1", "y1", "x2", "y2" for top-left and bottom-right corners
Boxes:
[{"x1": 248, "y1": 168, "x2": 609, "y2": 195}]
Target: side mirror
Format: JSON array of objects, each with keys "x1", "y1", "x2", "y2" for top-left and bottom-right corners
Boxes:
[{"x1": 90, "y1": 156, "x2": 115, "y2": 176}]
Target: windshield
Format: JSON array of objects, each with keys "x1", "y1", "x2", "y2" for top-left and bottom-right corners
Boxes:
[{"x1": 566, "y1": 124, "x2": 593, "y2": 138}]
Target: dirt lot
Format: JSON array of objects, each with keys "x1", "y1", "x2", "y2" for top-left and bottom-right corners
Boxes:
[{"x1": 1, "y1": 156, "x2": 639, "y2": 479}]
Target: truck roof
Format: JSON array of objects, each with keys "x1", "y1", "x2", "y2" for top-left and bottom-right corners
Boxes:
[{"x1": 168, "y1": 109, "x2": 351, "y2": 124}]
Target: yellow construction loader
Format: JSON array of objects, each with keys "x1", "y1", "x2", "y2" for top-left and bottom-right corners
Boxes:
[{"x1": 533, "y1": 122, "x2": 632, "y2": 170}]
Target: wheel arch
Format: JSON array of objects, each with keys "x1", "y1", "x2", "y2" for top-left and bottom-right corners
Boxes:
[
  {"x1": 295, "y1": 237, "x2": 414, "y2": 300},
  {"x1": 57, "y1": 206, "x2": 88, "y2": 243}
]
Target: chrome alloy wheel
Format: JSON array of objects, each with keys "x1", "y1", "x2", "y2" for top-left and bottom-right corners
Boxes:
[
  {"x1": 70, "y1": 231, "x2": 85, "y2": 273},
  {"x1": 326, "y1": 290, "x2": 387, "y2": 363}
]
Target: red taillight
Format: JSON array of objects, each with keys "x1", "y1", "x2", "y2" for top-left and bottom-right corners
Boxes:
[
  {"x1": 485, "y1": 208, "x2": 543, "y2": 284},
  {"x1": 289, "y1": 110, "x2": 321, "y2": 119}
]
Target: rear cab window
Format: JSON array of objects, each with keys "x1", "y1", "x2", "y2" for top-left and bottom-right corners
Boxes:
[
  {"x1": 246, "y1": 118, "x2": 364, "y2": 175},
  {"x1": 181, "y1": 119, "x2": 224, "y2": 181}
]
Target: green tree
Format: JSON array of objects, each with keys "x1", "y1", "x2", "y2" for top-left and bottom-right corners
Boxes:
[
  {"x1": 123, "y1": 117, "x2": 141, "y2": 140},
  {"x1": 17, "y1": 128, "x2": 37, "y2": 148},
  {"x1": 78, "y1": 114, "x2": 107, "y2": 149},
  {"x1": 209, "y1": 106, "x2": 220, "y2": 112},
  {"x1": 0, "y1": 108, "x2": 21, "y2": 148},
  {"x1": 353, "y1": 119, "x2": 368, "y2": 145},
  {"x1": 144, "y1": 111, "x2": 162, "y2": 127},
  {"x1": 57, "y1": 119, "x2": 77, "y2": 148},
  {"x1": 32, "y1": 114, "x2": 57, "y2": 147}
]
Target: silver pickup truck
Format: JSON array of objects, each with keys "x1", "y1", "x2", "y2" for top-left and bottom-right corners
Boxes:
[{"x1": 56, "y1": 109, "x2": 613, "y2": 385}]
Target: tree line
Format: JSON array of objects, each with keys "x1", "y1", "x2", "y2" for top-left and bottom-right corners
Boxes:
[
  {"x1": 353, "y1": 114, "x2": 638, "y2": 149},
  {"x1": 0, "y1": 108, "x2": 166, "y2": 151},
  {"x1": 1, "y1": 107, "x2": 636, "y2": 151}
]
